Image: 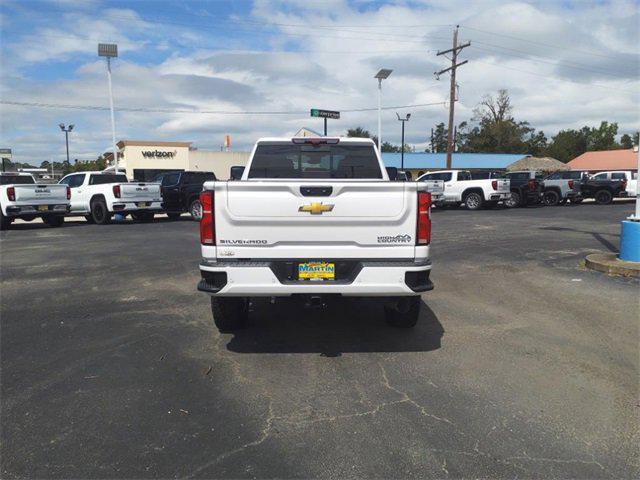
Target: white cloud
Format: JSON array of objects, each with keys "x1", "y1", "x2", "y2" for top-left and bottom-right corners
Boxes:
[{"x1": 1, "y1": 0, "x2": 639, "y2": 165}]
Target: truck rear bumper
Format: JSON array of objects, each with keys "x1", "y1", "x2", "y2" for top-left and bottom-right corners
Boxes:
[
  {"x1": 111, "y1": 201, "x2": 163, "y2": 212},
  {"x1": 5, "y1": 204, "x2": 69, "y2": 216},
  {"x1": 489, "y1": 192, "x2": 511, "y2": 201},
  {"x1": 198, "y1": 259, "x2": 433, "y2": 296}
]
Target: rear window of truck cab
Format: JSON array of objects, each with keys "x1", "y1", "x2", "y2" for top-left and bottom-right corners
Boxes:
[
  {"x1": 1, "y1": 175, "x2": 35, "y2": 185},
  {"x1": 89, "y1": 174, "x2": 128, "y2": 185},
  {"x1": 248, "y1": 143, "x2": 382, "y2": 179}
]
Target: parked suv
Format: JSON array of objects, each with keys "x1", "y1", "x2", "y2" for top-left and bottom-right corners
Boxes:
[
  {"x1": 504, "y1": 171, "x2": 544, "y2": 207},
  {"x1": 154, "y1": 171, "x2": 216, "y2": 221}
]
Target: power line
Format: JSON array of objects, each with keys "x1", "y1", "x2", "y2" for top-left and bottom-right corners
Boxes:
[
  {"x1": 0, "y1": 100, "x2": 448, "y2": 115},
  {"x1": 470, "y1": 41, "x2": 635, "y2": 78},
  {"x1": 459, "y1": 25, "x2": 620, "y2": 60},
  {"x1": 471, "y1": 59, "x2": 638, "y2": 94}
]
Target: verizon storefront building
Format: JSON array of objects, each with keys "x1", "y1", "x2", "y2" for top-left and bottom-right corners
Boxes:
[{"x1": 112, "y1": 140, "x2": 249, "y2": 181}]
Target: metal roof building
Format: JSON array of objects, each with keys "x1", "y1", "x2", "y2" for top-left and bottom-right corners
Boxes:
[{"x1": 381, "y1": 152, "x2": 528, "y2": 171}]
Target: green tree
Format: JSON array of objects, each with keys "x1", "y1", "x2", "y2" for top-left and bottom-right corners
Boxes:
[
  {"x1": 428, "y1": 122, "x2": 448, "y2": 152},
  {"x1": 543, "y1": 129, "x2": 588, "y2": 163},
  {"x1": 619, "y1": 131, "x2": 639, "y2": 149},
  {"x1": 346, "y1": 127, "x2": 372, "y2": 138},
  {"x1": 455, "y1": 89, "x2": 543, "y2": 154},
  {"x1": 586, "y1": 121, "x2": 619, "y2": 151}
]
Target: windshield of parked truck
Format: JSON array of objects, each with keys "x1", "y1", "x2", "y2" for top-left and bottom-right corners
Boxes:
[
  {"x1": 248, "y1": 143, "x2": 383, "y2": 179},
  {"x1": 1, "y1": 175, "x2": 35, "y2": 185}
]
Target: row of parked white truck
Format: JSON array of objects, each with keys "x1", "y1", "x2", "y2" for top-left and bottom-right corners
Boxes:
[{"x1": 0, "y1": 142, "x2": 637, "y2": 230}]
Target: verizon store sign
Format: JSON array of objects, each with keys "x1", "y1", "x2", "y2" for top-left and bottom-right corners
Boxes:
[{"x1": 141, "y1": 150, "x2": 177, "y2": 158}]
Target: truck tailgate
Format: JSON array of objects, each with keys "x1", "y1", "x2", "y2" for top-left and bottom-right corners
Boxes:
[
  {"x1": 216, "y1": 181, "x2": 419, "y2": 259},
  {"x1": 419, "y1": 180, "x2": 444, "y2": 196},
  {"x1": 495, "y1": 179, "x2": 510, "y2": 193},
  {"x1": 119, "y1": 183, "x2": 161, "y2": 200},
  {"x1": 13, "y1": 184, "x2": 67, "y2": 204}
]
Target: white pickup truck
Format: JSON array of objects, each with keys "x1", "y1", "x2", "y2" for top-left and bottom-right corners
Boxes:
[
  {"x1": 197, "y1": 137, "x2": 434, "y2": 331},
  {"x1": 417, "y1": 169, "x2": 511, "y2": 209},
  {"x1": 0, "y1": 172, "x2": 70, "y2": 229},
  {"x1": 591, "y1": 170, "x2": 638, "y2": 197},
  {"x1": 58, "y1": 171, "x2": 162, "y2": 224}
]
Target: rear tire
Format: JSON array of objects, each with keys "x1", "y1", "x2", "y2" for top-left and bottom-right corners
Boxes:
[
  {"x1": 543, "y1": 190, "x2": 560, "y2": 206},
  {"x1": 0, "y1": 211, "x2": 12, "y2": 230},
  {"x1": 22, "y1": 215, "x2": 36, "y2": 222},
  {"x1": 504, "y1": 192, "x2": 520, "y2": 208},
  {"x1": 90, "y1": 200, "x2": 111, "y2": 225},
  {"x1": 189, "y1": 199, "x2": 203, "y2": 221},
  {"x1": 85, "y1": 215, "x2": 95, "y2": 223},
  {"x1": 464, "y1": 191, "x2": 483, "y2": 210},
  {"x1": 594, "y1": 190, "x2": 613, "y2": 205},
  {"x1": 384, "y1": 296, "x2": 420, "y2": 328},
  {"x1": 43, "y1": 215, "x2": 64, "y2": 227},
  {"x1": 211, "y1": 297, "x2": 248, "y2": 333}
]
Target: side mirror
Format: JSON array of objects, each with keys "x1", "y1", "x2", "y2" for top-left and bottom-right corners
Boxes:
[
  {"x1": 230, "y1": 166, "x2": 245, "y2": 181},
  {"x1": 385, "y1": 167, "x2": 398, "y2": 181}
]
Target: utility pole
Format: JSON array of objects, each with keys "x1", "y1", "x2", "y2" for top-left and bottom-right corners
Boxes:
[{"x1": 435, "y1": 26, "x2": 470, "y2": 169}]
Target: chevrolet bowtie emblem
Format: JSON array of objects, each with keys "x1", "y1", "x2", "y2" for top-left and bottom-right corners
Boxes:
[{"x1": 299, "y1": 202, "x2": 334, "y2": 215}]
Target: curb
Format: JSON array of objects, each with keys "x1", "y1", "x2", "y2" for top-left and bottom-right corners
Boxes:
[{"x1": 585, "y1": 253, "x2": 640, "y2": 278}]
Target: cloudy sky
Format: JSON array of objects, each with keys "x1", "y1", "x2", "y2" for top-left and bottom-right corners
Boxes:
[{"x1": 1, "y1": 0, "x2": 639, "y2": 165}]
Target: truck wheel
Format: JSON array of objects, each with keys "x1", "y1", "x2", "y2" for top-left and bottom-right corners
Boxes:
[
  {"x1": 91, "y1": 200, "x2": 111, "y2": 225},
  {"x1": 22, "y1": 215, "x2": 36, "y2": 222},
  {"x1": 211, "y1": 297, "x2": 248, "y2": 333},
  {"x1": 570, "y1": 197, "x2": 583, "y2": 205},
  {"x1": 594, "y1": 190, "x2": 613, "y2": 205},
  {"x1": 504, "y1": 192, "x2": 520, "y2": 208},
  {"x1": 464, "y1": 191, "x2": 483, "y2": 210},
  {"x1": 0, "y1": 211, "x2": 12, "y2": 230},
  {"x1": 384, "y1": 296, "x2": 420, "y2": 328},
  {"x1": 85, "y1": 215, "x2": 95, "y2": 223},
  {"x1": 167, "y1": 212, "x2": 181, "y2": 220},
  {"x1": 189, "y1": 199, "x2": 203, "y2": 221},
  {"x1": 543, "y1": 190, "x2": 560, "y2": 206},
  {"x1": 43, "y1": 215, "x2": 64, "y2": 227}
]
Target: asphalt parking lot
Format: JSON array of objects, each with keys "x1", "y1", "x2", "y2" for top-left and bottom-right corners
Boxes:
[{"x1": 1, "y1": 202, "x2": 638, "y2": 479}]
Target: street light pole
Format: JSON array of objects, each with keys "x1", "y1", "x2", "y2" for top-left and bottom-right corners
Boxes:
[
  {"x1": 396, "y1": 113, "x2": 411, "y2": 170},
  {"x1": 59, "y1": 123, "x2": 74, "y2": 163},
  {"x1": 98, "y1": 44, "x2": 119, "y2": 173},
  {"x1": 374, "y1": 69, "x2": 393, "y2": 152}
]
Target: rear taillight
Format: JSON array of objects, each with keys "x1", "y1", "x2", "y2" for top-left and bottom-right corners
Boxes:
[
  {"x1": 112, "y1": 185, "x2": 121, "y2": 198},
  {"x1": 200, "y1": 190, "x2": 215, "y2": 245},
  {"x1": 66, "y1": 186, "x2": 71, "y2": 200},
  {"x1": 528, "y1": 179, "x2": 536, "y2": 190},
  {"x1": 491, "y1": 180, "x2": 498, "y2": 190},
  {"x1": 417, "y1": 192, "x2": 431, "y2": 245},
  {"x1": 7, "y1": 187, "x2": 15, "y2": 201},
  {"x1": 568, "y1": 180, "x2": 574, "y2": 189}
]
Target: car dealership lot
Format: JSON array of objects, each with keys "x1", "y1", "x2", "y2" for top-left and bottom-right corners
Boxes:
[{"x1": 1, "y1": 204, "x2": 638, "y2": 479}]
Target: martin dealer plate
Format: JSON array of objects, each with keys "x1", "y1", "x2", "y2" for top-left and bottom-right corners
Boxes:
[{"x1": 298, "y1": 262, "x2": 335, "y2": 280}]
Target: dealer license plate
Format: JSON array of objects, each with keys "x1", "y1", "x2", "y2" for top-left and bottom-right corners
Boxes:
[
  {"x1": 137, "y1": 202, "x2": 147, "y2": 208},
  {"x1": 298, "y1": 262, "x2": 335, "y2": 280},
  {"x1": 37, "y1": 205, "x2": 48, "y2": 212}
]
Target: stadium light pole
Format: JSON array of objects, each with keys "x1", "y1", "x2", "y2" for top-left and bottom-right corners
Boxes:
[
  {"x1": 396, "y1": 113, "x2": 411, "y2": 170},
  {"x1": 98, "y1": 43, "x2": 118, "y2": 173},
  {"x1": 59, "y1": 123, "x2": 74, "y2": 163},
  {"x1": 374, "y1": 69, "x2": 393, "y2": 152}
]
